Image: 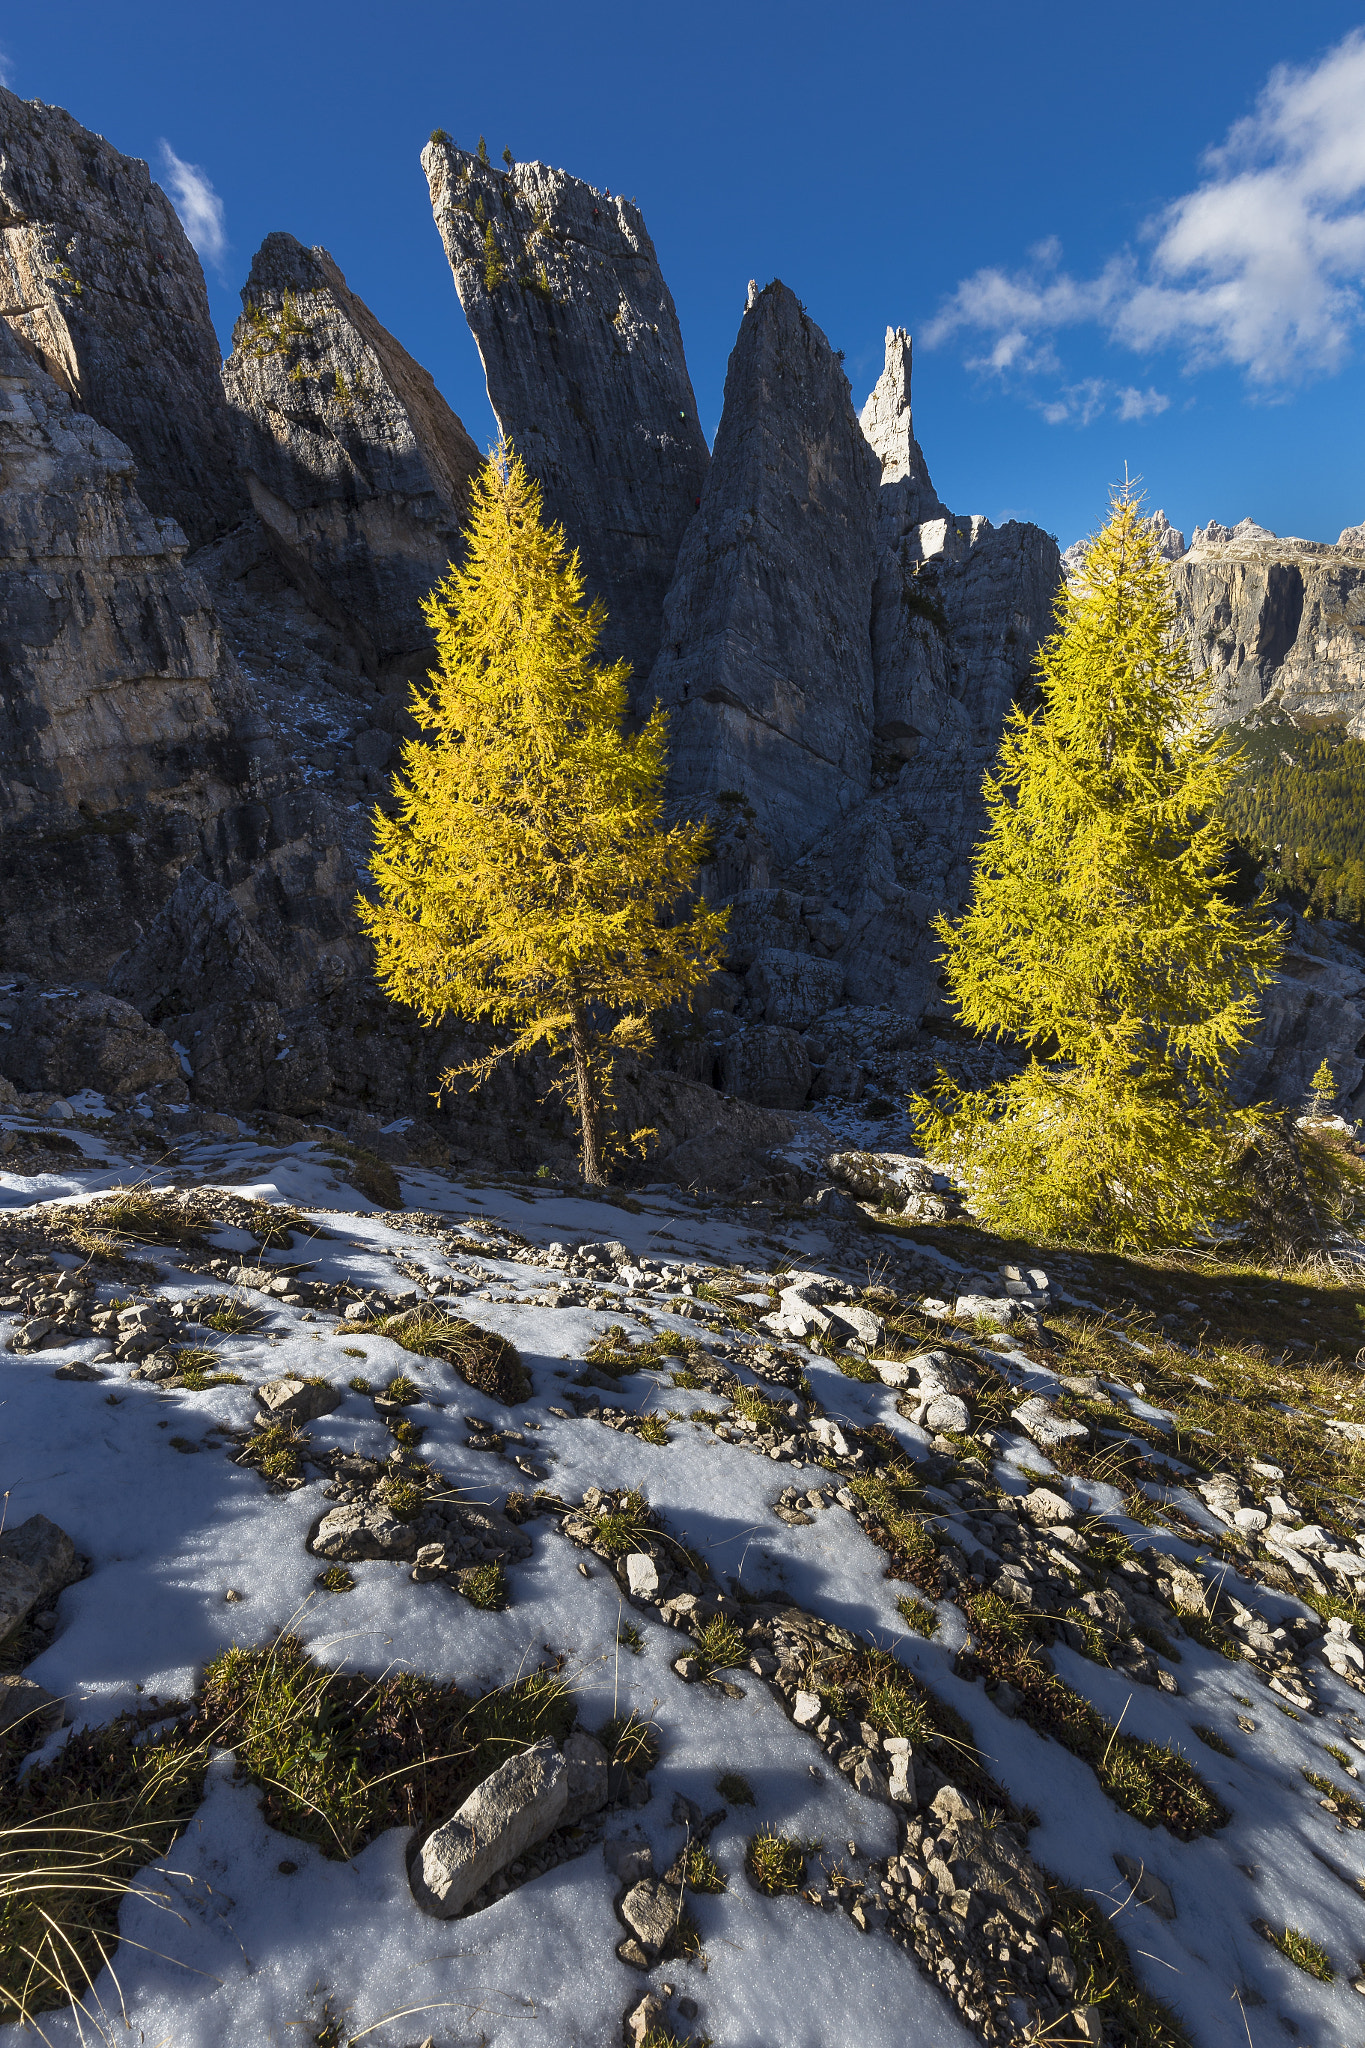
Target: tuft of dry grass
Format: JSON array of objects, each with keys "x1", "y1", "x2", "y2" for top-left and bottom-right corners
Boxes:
[{"x1": 348, "y1": 1308, "x2": 529, "y2": 1405}]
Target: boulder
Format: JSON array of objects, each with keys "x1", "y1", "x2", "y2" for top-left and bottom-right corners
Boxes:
[
  {"x1": 827, "y1": 1150, "x2": 936, "y2": 1209},
  {"x1": 424, "y1": 139, "x2": 708, "y2": 691},
  {"x1": 222, "y1": 233, "x2": 481, "y2": 679},
  {"x1": 618, "y1": 1876, "x2": 683, "y2": 1958},
  {"x1": 0, "y1": 1515, "x2": 79, "y2": 1605},
  {"x1": 0, "y1": 85, "x2": 246, "y2": 544},
  {"x1": 310, "y1": 1502, "x2": 421, "y2": 1563},
  {"x1": 0, "y1": 1555, "x2": 43, "y2": 1642},
  {"x1": 0, "y1": 989, "x2": 184, "y2": 1099},
  {"x1": 410, "y1": 1737, "x2": 568, "y2": 1917},
  {"x1": 720, "y1": 1026, "x2": 812, "y2": 1111},
  {"x1": 255, "y1": 1377, "x2": 343, "y2": 1425},
  {"x1": 651, "y1": 280, "x2": 880, "y2": 866}
]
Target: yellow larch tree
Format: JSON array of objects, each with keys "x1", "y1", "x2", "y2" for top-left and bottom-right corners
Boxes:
[
  {"x1": 359, "y1": 444, "x2": 728, "y2": 1184},
  {"x1": 911, "y1": 486, "x2": 1282, "y2": 1248}
]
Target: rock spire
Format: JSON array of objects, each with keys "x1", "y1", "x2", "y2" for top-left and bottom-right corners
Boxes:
[
  {"x1": 222, "y1": 232, "x2": 482, "y2": 679},
  {"x1": 650, "y1": 280, "x2": 881, "y2": 867},
  {"x1": 422, "y1": 137, "x2": 709, "y2": 691}
]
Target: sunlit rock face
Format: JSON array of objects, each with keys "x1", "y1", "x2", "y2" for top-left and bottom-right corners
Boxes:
[{"x1": 0, "y1": 84, "x2": 246, "y2": 545}]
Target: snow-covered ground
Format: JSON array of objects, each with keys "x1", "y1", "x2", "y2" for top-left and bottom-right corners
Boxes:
[{"x1": 3, "y1": 1099, "x2": 1365, "y2": 2048}]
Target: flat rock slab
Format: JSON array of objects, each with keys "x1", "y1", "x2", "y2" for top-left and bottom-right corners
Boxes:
[
  {"x1": 411, "y1": 1737, "x2": 568, "y2": 1918},
  {"x1": 0, "y1": 1515, "x2": 79, "y2": 1603},
  {"x1": 1012, "y1": 1397, "x2": 1089, "y2": 1448}
]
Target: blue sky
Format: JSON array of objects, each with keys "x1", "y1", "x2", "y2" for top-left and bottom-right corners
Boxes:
[{"x1": 6, "y1": 2, "x2": 1365, "y2": 548}]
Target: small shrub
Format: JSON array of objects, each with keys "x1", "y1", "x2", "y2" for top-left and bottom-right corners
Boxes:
[
  {"x1": 896, "y1": 1594, "x2": 940, "y2": 1637},
  {"x1": 716, "y1": 1771, "x2": 755, "y2": 1806},
  {"x1": 458, "y1": 1561, "x2": 509, "y2": 1610},
  {"x1": 745, "y1": 1828, "x2": 805, "y2": 1894}
]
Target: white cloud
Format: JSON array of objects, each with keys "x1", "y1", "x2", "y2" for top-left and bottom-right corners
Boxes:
[
  {"x1": 158, "y1": 141, "x2": 227, "y2": 274},
  {"x1": 0, "y1": 46, "x2": 14, "y2": 88},
  {"x1": 1115, "y1": 386, "x2": 1171, "y2": 421},
  {"x1": 927, "y1": 29, "x2": 1365, "y2": 389}
]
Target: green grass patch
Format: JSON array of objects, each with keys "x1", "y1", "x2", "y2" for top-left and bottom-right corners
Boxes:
[
  {"x1": 745, "y1": 1828, "x2": 805, "y2": 1894},
  {"x1": 1303, "y1": 1768, "x2": 1365, "y2": 1825},
  {"x1": 693, "y1": 1614, "x2": 746, "y2": 1679},
  {"x1": 458, "y1": 1561, "x2": 509, "y2": 1610},
  {"x1": 680, "y1": 1842, "x2": 727, "y2": 1892},
  {"x1": 849, "y1": 1468, "x2": 943, "y2": 1596},
  {"x1": 716, "y1": 1770, "x2": 754, "y2": 1805},
  {"x1": 1193, "y1": 1724, "x2": 1235, "y2": 1757},
  {"x1": 617, "y1": 1621, "x2": 644, "y2": 1657},
  {"x1": 320, "y1": 1141, "x2": 403, "y2": 1208},
  {"x1": 895, "y1": 1594, "x2": 940, "y2": 1637},
  {"x1": 1261, "y1": 1921, "x2": 1334, "y2": 1980},
  {"x1": 635, "y1": 1412, "x2": 670, "y2": 1446},
  {"x1": 316, "y1": 1565, "x2": 356, "y2": 1593},
  {"x1": 202, "y1": 1294, "x2": 263, "y2": 1334}
]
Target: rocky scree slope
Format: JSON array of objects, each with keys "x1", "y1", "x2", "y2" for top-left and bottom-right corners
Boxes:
[{"x1": 3, "y1": 1114, "x2": 1365, "y2": 2044}]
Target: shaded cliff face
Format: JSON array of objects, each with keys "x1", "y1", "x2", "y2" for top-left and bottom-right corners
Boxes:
[
  {"x1": 0, "y1": 319, "x2": 354, "y2": 985},
  {"x1": 651, "y1": 280, "x2": 881, "y2": 867},
  {"x1": 1170, "y1": 519, "x2": 1365, "y2": 730},
  {"x1": 422, "y1": 138, "x2": 709, "y2": 691},
  {"x1": 0, "y1": 87, "x2": 245, "y2": 546},
  {"x1": 222, "y1": 232, "x2": 482, "y2": 679}
]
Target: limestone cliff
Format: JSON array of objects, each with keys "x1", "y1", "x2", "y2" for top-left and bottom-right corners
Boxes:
[
  {"x1": 651, "y1": 280, "x2": 881, "y2": 867},
  {"x1": 0, "y1": 318, "x2": 353, "y2": 987},
  {"x1": 222, "y1": 233, "x2": 481, "y2": 679},
  {"x1": 423, "y1": 137, "x2": 708, "y2": 689},
  {"x1": 1170, "y1": 518, "x2": 1365, "y2": 730},
  {"x1": 0, "y1": 87, "x2": 245, "y2": 545}
]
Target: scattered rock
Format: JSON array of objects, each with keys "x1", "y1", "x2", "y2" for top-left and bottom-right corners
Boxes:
[
  {"x1": 410, "y1": 1738, "x2": 568, "y2": 1917},
  {"x1": 1114, "y1": 1853, "x2": 1176, "y2": 1921}
]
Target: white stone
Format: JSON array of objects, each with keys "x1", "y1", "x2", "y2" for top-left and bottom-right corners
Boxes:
[
  {"x1": 625, "y1": 1552, "x2": 660, "y2": 1599},
  {"x1": 411, "y1": 1739, "x2": 568, "y2": 1917},
  {"x1": 872, "y1": 1359, "x2": 911, "y2": 1387},
  {"x1": 1012, "y1": 1397, "x2": 1088, "y2": 1448},
  {"x1": 825, "y1": 1301, "x2": 885, "y2": 1348},
  {"x1": 924, "y1": 1394, "x2": 970, "y2": 1434},
  {"x1": 792, "y1": 1690, "x2": 822, "y2": 1726},
  {"x1": 1233, "y1": 1507, "x2": 1269, "y2": 1532},
  {"x1": 810, "y1": 1417, "x2": 851, "y2": 1458}
]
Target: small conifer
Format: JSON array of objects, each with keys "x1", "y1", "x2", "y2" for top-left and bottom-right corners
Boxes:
[
  {"x1": 483, "y1": 221, "x2": 506, "y2": 292},
  {"x1": 502, "y1": 145, "x2": 513, "y2": 167},
  {"x1": 911, "y1": 486, "x2": 1281, "y2": 1248},
  {"x1": 1308, "y1": 1058, "x2": 1337, "y2": 1118},
  {"x1": 477, "y1": 134, "x2": 490, "y2": 164},
  {"x1": 360, "y1": 446, "x2": 727, "y2": 1184}
]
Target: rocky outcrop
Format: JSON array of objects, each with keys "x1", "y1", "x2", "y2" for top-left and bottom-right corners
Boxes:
[
  {"x1": 0, "y1": 319, "x2": 356, "y2": 994},
  {"x1": 423, "y1": 138, "x2": 708, "y2": 689},
  {"x1": 0, "y1": 86, "x2": 245, "y2": 545},
  {"x1": 651, "y1": 280, "x2": 881, "y2": 867},
  {"x1": 221, "y1": 233, "x2": 481, "y2": 679},
  {"x1": 1170, "y1": 519, "x2": 1365, "y2": 731}
]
